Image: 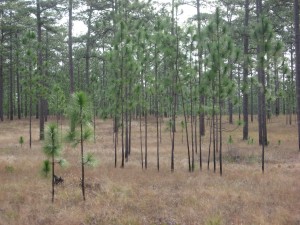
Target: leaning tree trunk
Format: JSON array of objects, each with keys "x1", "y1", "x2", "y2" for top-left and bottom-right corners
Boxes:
[{"x1": 294, "y1": 0, "x2": 300, "y2": 151}]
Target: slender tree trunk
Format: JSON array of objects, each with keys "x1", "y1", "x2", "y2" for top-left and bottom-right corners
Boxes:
[
  {"x1": 243, "y1": 0, "x2": 249, "y2": 140},
  {"x1": 190, "y1": 80, "x2": 194, "y2": 172},
  {"x1": 80, "y1": 107, "x2": 85, "y2": 201},
  {"x1": 125, "y1": 85, "x2": 129, "y2": 162},
  {"x1": 85, "y1": 7, "x2": 92, "y2": 91},
  {"x1": 228, "y1": 66, "x2": 233, "y2": 124},
  {"x1": 44, "y1": 32, "x2": 49, "y2": 122},
  {"x1": 139, "y1": 104, "x2": 143, "y2": 169},
  {"x1": 37, "y1": 0, "x2": 44, "y2": 140},
  {"x1": 29, "y1": 96, "x2": 32, "y2": 149},
  {"x1": 69, "y1": 0, "x2": 74, "y2": 94},
  {"x1": 52, "y1": 153, "x2": 55, "y2": 203},
  {"x1": 16, "y1": 33, "x2": 21, "y2": 119},
  {"x1": 121, "y1": 93, "x2": 124, "y2": 168},
  {"x1": 129, "y1": 112, "x2": 132, "y2": 155},
  {"x1": 213, "y1": 97, "x2": 216, "y2": 173},
  {"x1": 251, "y1": 70, "x2": 254, "y2": 122},
  {"x1": 0, "y1": 14, "x2": 4, "y2": 121},
  {"x1": 180, "y1": 85, "x2": 191, "y2": 172},
  {"x1": 114, "y1": 117, "x2": 118, "y2": 168},
  {"x1": 207, "y1": 117, "x2": 212, "y2": 170},
  {"x1": 144, "y1": 81, "x2": 148, "y2": 169},
  {"x1": 197, "y1": 0, "x2": 205, "y2": 137},
  {"x1": 294, "y1": 0, "x2": 300, "y2": 150},
  {"x1": 219, "y1": 73, "x2": 223, "y2": 176},
  {"x1": 256, "y1": 0, "x2": 267, "y2": 146},
  {"x1": 29, "y1": 63, "x2": 32, "y2": 149},
  {"x1": 275, "y1": 60, "x2": 280, "y2": 116},
  {"x1": 9, "y1": 10, "x2": 13, "y2": 121},
  {"x1": 238, "y1": 66, "x2": 241, "y2": 120},
  {"x1": 155, "y1": 44, "x2": 160, "y2": 171}
]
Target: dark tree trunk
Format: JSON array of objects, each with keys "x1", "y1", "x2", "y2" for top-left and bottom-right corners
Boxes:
[
  {"x1": 155, "y1": 44, "x2": 160, "y2": 171},
  {"x1": 197, "y1": 0, "x2": 205, "y2": 137},
  {"x1": 37, "y1": 0, "x2": 44, "y2": 140},
  {"x1": 228, "y1": 69, "x2": 233, "y2": 124},
  {"x1": 144, "y1": 70, "x2": 148, "y2": 169},
  {"x1": 29, "y1": 63, "x2": 33, "y2": 149},
  {"x1": 80, "y1": 109, "x2": 85, "y2": 201},
  {"x1": 16, "y1": 33, "x2": 21, "y2": 119},
  {"x1": 251, "y1": 70, "x2": 254, "y2": 122},
  {"x1": 243, "y1": 0, "x2": 249, "y2": 140},
  {"x1": 294, "y1": 0, "x2": 300, "y2": 150},
  {"x1": 125, "y1": 85, "x2": 129, "y2": 162},
  {"x1": 274, "y1": 60, "x2": 280, "y2": 116},
  {"x1": 256, "y1": 0, "x2": 267, "y2": 173},
  {"x1": 256, "y1": 0, "x2": 267, "y2": 146},
  {"x1": 0, "y1": 13, "x2": 4, "y2": 122},
  {"x1": 69, "y1": 0, "x2": 74, "y2": 94},
  {"x1": 52, "y1": 153, "x2": 55, "y2": 203},
  {"x1": 171, "y1": 0, "x2": 176, "y2": 172},
  {"x1": 139, "y1": 104, "x2": 143, "y2": 169},
  {"x1": 9, "y1": 10, "x2": 13, "y2": 121}
]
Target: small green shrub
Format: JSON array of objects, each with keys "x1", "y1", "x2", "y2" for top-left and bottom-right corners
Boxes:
[
  {"x1": 206, "y1": 216, "x2": 221, "y2": 225},
  {"x1": 19, "y1": 136, "x2": 24, "y2": 148},
  {"x1": 247, "y1": 137, "x2": 254, "y2": 145},
  {"x1": 5, "y1": 165, "x2": 14, "y2": 173}
]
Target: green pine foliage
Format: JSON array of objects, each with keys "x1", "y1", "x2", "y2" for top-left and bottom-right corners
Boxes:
[
  {"x1": 41, "y1": 123, "x2": 66, "y2": 202},
  {"x1": 66, "y1": 91, "x2": 94, "y2": 201},
  {"x1": 19, "y1": 136, "x2": 24, "y2": 148},
  {"x1": 43, "y1": 123, "x2": 61, "y2": 157}
]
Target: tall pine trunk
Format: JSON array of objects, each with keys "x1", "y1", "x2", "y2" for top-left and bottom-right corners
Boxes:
[
  {"x1": 37, "y1": 0, "x2": 44, "y2": 140},
  {"x1": 9, "y1": 10, "x2": 13, "y2": 121},
  {"x1": 85, "y1": 7, "x2": 92, "y2": 91},
  {"x1": 69, "y1": 0, "x2": 74, "y2": 93},
  {"x1": 0, "y1": 10, "x2": 4, "y2": 121},
  {"x1": 256, "y1": 0, "x2": 267, "y2": 146},
  {"x1": 294, "y1": 0, "x2": 300, "y2": 150},
  {"x1": 243, "y1": 0, "x2": 249, "y2": 140}
]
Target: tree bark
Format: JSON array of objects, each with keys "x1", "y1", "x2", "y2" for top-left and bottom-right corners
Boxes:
[
  {"x1": 69, "y1": 0, "x2": 74, "y2": 94},
  {"x1": 0, "y1": 10, "x2": 4, "y2": 121},
  {"x1": 294, "y1": 0, "x2": 300, "y2": 150},
  {"x1": 256, "y1": 0, "x2": 267, "y2": 146},
  {"x1": 37, "y1": 0, "x2": 44, "y2": 140},
  {"x1": 243, "y1": 0, "x2": 249, "y2": 140},
  {"x1": 9, "y1": 10, "x2": 13, "y2": 121}
]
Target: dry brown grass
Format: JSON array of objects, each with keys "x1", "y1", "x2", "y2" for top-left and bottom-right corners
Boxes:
[{"x1": 0, "y1": 116, "x2": 300, "y2": 225}]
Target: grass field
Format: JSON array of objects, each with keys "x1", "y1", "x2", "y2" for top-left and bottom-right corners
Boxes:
[{"x1": 0, "y1": 116, "x2": 300, "y2": 225}]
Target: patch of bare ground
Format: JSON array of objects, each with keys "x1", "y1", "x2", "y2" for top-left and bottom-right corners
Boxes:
[{"x1": 0, "y1": 116, "x2": 299, "y2": 225}]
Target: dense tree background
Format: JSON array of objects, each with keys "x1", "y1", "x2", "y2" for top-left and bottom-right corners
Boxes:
[{"x1": 0, "y1": 0, "x2": 298, "y2": 173}]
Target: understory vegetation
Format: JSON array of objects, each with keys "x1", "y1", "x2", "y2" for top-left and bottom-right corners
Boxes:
[{"x1": 0, "y1": 116, "x2": 299, "y2": 224}]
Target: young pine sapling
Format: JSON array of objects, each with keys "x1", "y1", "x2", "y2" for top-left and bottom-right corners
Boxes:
[
  {"x1": 66, "y1": 91, "x2": 95, "y2": 201},
  {"x1": 42, "y1": 123, "x2": 66, "y2": 203}
]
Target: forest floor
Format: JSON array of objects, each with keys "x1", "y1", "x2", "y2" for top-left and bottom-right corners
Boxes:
[{"x1": 0, "y1": 115, "x2": 300, "y2": 225}]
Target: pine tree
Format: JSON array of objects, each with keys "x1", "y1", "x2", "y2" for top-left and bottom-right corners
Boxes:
[
  {"x1": 42, "y1": 123, "x2": 66, "y2": 203},
  {"x1": 66, "y1": 91, "x2": 94, "y2": 201}
]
